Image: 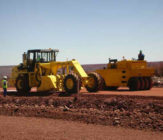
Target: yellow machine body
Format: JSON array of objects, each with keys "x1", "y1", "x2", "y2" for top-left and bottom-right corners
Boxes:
[
  {"x1": 10, "y1": 60, "x2": 88, "y2": 92},
  {"x1": 82, "y1": 59, "x2": 155, "y2": 92},
  {"x1": 37, "y1": 75, "x2": 57, "y2": 92},
  {"x1": 9, "y1": 49, "x2": 88, "y2": 94},
  {"x1": 96, "y1": 60, "x2": 154, "y2": 87},
  {"x1": 36, "y1": 60, "x2": 88, "y2": 92}
]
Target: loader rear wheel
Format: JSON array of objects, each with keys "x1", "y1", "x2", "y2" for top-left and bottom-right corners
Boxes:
[
  {"x1": 128, "y1": 77, "x2": 140, "y2": 91},
  {"x1": 63, "y1": 73, "x2": 80, "y2": 94},
  {"x1": 16, "y1": 75, "x2": 31, "y2": 93},
  {"x1": 85, "y1": 72, "x2": 101, "y2": 92}
]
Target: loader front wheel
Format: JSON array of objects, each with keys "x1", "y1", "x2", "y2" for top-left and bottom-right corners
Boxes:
[
  {"x1": 63, "y1": 73, "x2": 80, "y2": 94},
  {"x1": 85, "y1": 72, "x2": 101, "y2": 92},
  {"x1": 16, "y1": 75, "x2": 31, "y2": 93}
]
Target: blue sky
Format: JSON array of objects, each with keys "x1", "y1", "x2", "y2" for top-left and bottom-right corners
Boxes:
[{"x1": 0, "y1": 0, "x2": 163, "y2": 65}]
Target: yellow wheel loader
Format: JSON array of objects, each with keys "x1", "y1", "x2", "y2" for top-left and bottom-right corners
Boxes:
[
  {"x1": 9, "y1": 49, "x2": 88, "y2": 94},
  {"x1": 85, "y1": 58, "x2": 154, "y2": 92}
]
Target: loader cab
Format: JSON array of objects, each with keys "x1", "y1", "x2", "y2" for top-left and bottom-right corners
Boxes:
[{"x1": 27, "y1": 49, "x2": 59, "y2": 72}]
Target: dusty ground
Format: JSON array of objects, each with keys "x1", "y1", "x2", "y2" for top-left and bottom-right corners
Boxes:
[
  {"x1": 84, "y1": 87, "x2": 163, "y2": 97},
  {"x1": 0, "y1": 116, "x2": 163, "y2": 140},
  {"x1": 1, "y1": 87, "x2": 163, "y2": 97},
  {"x1": 0, "y1": 87, "x2": 162, "y2": 132}
]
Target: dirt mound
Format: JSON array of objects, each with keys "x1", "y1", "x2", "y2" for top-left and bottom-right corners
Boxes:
[{"x1": 0, "y1": 94, "x2": 162, "y2": 132}]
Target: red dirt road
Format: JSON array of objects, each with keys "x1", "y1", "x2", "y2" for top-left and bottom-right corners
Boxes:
[
  {"x1": 0, "y1": 116, "x2": 163, "y2": 140},
  {"x1": 82, "y1": 87, "x2": 163, "y2": 97},
  {"x1": 0, "y1": 87, "x2": 163, "y2": 97},
  {"x1": 0, "y1": 87, "x2": 162, "y2": 133}
]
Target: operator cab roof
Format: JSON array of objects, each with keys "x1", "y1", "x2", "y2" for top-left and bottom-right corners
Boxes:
[{"x1": 27, "y1": 49, "x2": 59, "y2": 53}]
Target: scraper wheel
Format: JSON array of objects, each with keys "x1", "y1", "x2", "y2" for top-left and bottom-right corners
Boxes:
[{"x1": 85, "y1": 72, "x2": 101, "y2": 92}]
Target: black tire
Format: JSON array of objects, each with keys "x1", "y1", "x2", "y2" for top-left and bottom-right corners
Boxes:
[
  {"x1": 35, "y1": 65, "x2": 42, "y2": 87},
  {"x1": 85, "y1": 72, "x2": 101, "y2": 92},
  {"x1": 63, "y1": 73, "x2": 80, "y2": 94},
  {"x1": 35, "y1": 71, "x2": 41, "y2": 87},
  {"x1": 147, "y1": 77, "x2": 153, "y2": 90},
  {"x1": 16, "y1": 75, "x2": 31, "y2": 93},
  {"x1": 139, "y1": 77, "x2": 145, "y2": 90},
  {"x1": 143, "y1": 77, "x2": 149, "y2": 90},
  {"x1": 128, "y1": 77, "x2": 140, "y2": 91},
  {"x1": 98, "y1": 75, "x2": 105, "y2": 90}
]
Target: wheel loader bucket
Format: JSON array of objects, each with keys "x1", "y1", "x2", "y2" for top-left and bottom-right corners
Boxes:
[{"x1": 37, "y1": 75, "x2": 57, "y2": 92}]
